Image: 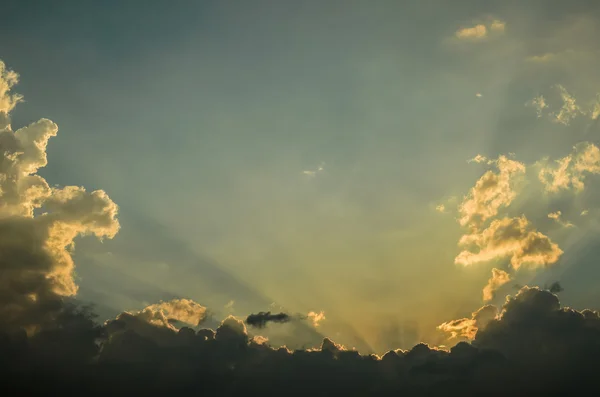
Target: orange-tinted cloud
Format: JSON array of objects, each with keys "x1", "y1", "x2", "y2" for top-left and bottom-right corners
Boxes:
[
  {"x1": 458, "y1": 156, "x2": 525, "y2": 227},
  {"x1": 455, "y1": 216, "x2": 563, "y2": 269},
  {"x1": 539, "y1": 142, "x2": 600, "y2": 192},
  {"x1": 482, "y1": 268, "x2": 511, "y2": 301},
  {"x1": 437, "y1": 305, "x2": 498, "y2": 340}
]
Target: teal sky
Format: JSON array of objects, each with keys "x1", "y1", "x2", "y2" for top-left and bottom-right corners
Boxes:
[{"x1": 2, "y1": 0, "x2": 600, "y2": 353}]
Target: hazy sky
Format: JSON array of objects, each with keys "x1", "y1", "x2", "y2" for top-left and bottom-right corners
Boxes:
[{"x1": 2, "y1": 0, "x2": 600, "y2": 353}]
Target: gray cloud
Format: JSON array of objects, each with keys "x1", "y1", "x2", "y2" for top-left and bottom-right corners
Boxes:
[{"x1": 245, "y1": 311, "x2": 291, "y2": 328}]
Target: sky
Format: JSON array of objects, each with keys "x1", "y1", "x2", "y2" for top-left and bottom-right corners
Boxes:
[{"x1": 1, "y1": 0, "x2": 600, "y2": 359}]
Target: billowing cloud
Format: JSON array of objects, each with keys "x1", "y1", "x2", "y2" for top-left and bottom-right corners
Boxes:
[
  {"x1": 307, "y1": 311, "x2": 326, "y2": 327},
  {"x1": 245, "y1": 311, "x2": 291, "y2": 328},
  {"x1": 437, "y1": 305, "x2": 498, "y2": 340},
  {"x1": 458, "y1": 156, "x2": 525, "y2": 227},
  {"x1": 434, "y1": 204, "x2": 445, "y2": 213},
  {"x1": 482, "y1": 268, "x2": 511, "y2": 301},
  {"x1": 141, "y1": 298, "x2": 207, "y2": 327},
  {"x1": 5, "y1": 284, "x2": 600, "y2": 396},
  {"x1": 456, "y1": 216, "x2": 562, "y2": 269},
  {"x1": 0, "y1": 61, "x2": 120, "y2": 333},
  {"x1": 539, "y1": 142, "x2": 600, "y2": 192},
  {"x1": 473, "y1": 287, "x2": 600, "y2": 372}
]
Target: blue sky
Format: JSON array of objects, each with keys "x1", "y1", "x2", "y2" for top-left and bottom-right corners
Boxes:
[{"x1": 2, "y1": 0, "x2": 600, "y2": 353}]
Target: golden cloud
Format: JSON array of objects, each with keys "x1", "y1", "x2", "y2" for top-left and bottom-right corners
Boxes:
[
  {"x1": 458, "y1": 156, "x2": 525, "y2": 227},
  {"x1": 455, "y1": 216, "x2": 563, "y2": 270},
  {"x1": 307, "y1": 311, "x2": 326, "y2": 327},
  {"x1": 456, "y1": 24, "x2": 487, "y2": 40},
  {"x1": 482, "y1": 268, "x2": 511, "y2": 301},
  {"x1": 539, "y1": 142, "x2": 600, "y2": 193},
  {"x1": 437, "y1": 305, "x2": 498, "y2": 340}
]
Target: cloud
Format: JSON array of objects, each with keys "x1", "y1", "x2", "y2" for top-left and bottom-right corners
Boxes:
[
  {"x1": 302, "y1": 162, "x2": 325, "y2": 178},
  {"x1": 467, "y1": 154, "x2": 488, "y2": 163},
  {"x1": 458, "y1": 156, "x2": 525, "y2": 227},
  {"x1": 482, "y1": 268, "x2": 511, "y2": 301},
  {"x1": 0, "y1": 61, "x2": 22, "y2": 116},
  {"x1": 224, "y1": 300, "x2": 235, "y2": 312},
  {"x1": 490, "y1": 20, "x2": 506, "y2": 33},
  {"x1": 454, "y1": 19, "x2": 505, "y2": 41},
  {"x1": 527, "y1": 95, "x2": 548, "y2": 117},
  {"x1": 434, "y1": 204, "x2": 445, "y2": 213},
  {"x1": 473, "y1": 287, "x2": 600, "y2": 371},
  {"x1": 552, "y1": 84, "x2": 582, "y2": 125},
  {"x1": 5, "y1": 286, "x2": 600, "y2": 395},
  {"x1": 0, "y1": 61, "x2": 120, "y2": 333},
  {"x1": 548, "y1": 281, "x2": 563, "y2": 294},
  {"x1": 547, "y1": 211, "x2": 574, "y2": 228},
  {"x1": 245, "y1": 311, "x2": 291, "y2": 328},
  {"x1": 307, "y1": 311, "x2": 326, "y2": 327},
  {"x1": 527, "y1": 85, "x2": 599, "y2": 125},
  {"x1": 437, "y1": 305, "x2": 498, "y2": 340},
  {"x1": 455, "y1": 216, "x2": 563, "y2": 269},
  {"x1": 456, "y1": 24, "x2": 487, "y2": 40},
  {"x1": 539, "y1": 142, "x2": 600, "y2": 193},
  {"x1": 140, "y1": 298, "x2": 207, "y2": 327}
]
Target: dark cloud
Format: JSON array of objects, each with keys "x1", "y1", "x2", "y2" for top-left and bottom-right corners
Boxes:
[
  {"x1": 1, "y1": 286, "x2": 599, "y2": 396},
  {"x1": 548, "y1": 281, "x2": 564, "y2": 293},
  {"x1": 245, "y1": 311, "x2": 291, "y2": 328}
]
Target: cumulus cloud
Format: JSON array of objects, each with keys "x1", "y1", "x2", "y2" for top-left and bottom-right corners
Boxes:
[
  {"x1": 307, "y1": 311, "x2": 326, "y2": 327},
  {"x1": 5, "y1": 284, "x2": 600, "y2": 396},
  {"x1": 437, "y1": 305, "x2": 498, "y2": 340},
  {"x1": 473, "y1": 287, "x2": 600, "y2": 372},
  {"x1": 539, "y1": 142, "x2": 600, "y2": 192},
  {"x1": 434, "y1": 204, "x2": 445, "y2": 213},
  {"x1": 455, "y1": 216, "x2": 563, "y2": 269},
  {"x1": 482, "y1": 268, "x2": 511, "y2": 301},
  {"x1": 140, "y1": 299, "x2": 207, "y2": 328},
  {"x1": 245, "y1": 311, "x2": 291, "y2": 328},
  {"x1": 0, "y1": 61, "x2": 120, "y2": 333},
  {"x1": 458, "y1": 156, "x2": 525, "y2": 227}
]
